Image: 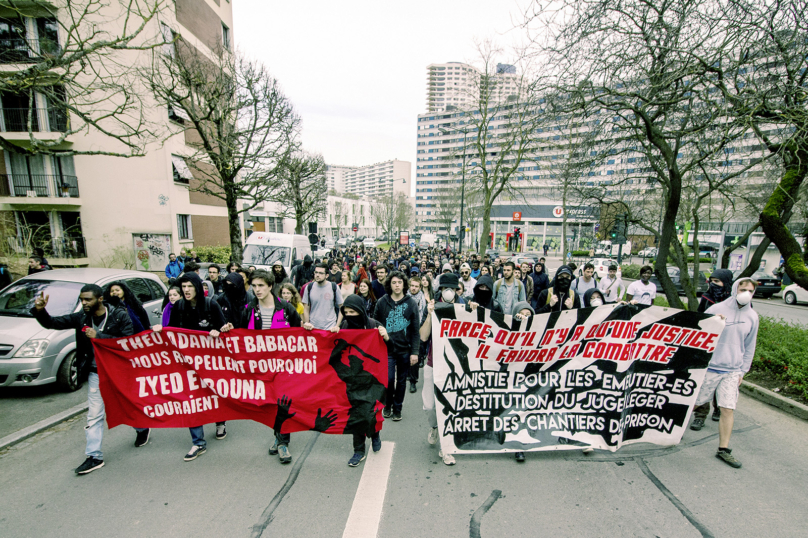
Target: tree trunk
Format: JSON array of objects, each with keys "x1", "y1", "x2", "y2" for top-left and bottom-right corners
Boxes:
[
  {"x1": 294, "y1": 210, "x2": 303, "y2": 235},
  {"x1": 739, "y1": 237, "x2": 771, "y2": 278},
  {"x1": 721, "y1": 222, "x2": 759, "y2": 269},
  {"x1": 759, "y1": 149, "x2": 808, "y2": 290},
  {"x1": 225, "y1": 187, "x2": 243, "y2": 264},
  {"x1": 655, "y1": 180, "x2": 686, "y2": 310},
  {"x1": 478, "y1": 204, "x2": 492, "y2": 257}
]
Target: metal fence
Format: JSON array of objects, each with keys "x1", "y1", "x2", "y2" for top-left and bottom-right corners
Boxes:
[{"x1": 0, "y1": 174, "x2": 79, "y2": 197}]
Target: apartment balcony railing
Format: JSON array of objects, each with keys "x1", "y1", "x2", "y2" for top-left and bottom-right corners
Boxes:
[
  {"x1": 7, "y1": 235, "x2": 87, "y2": 260},
  {"x1": 0, "y1": 38, "x2": 61, "y2": 64},
  {"x1": 0, "y1": 107, "x2": 69, "y2": 133},
  {"x1": 0, "y1": 174, "x2": 79, "y2": 198}
]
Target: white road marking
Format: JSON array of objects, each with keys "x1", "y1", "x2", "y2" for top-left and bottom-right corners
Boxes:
[{"x1": 342, "y1": 441, "x2": 395, "y2": 538}]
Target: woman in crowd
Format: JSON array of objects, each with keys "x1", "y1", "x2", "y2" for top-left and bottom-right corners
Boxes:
[
  {"x1": 355, "y1": 278, "x2": 377, "y2": 316},
  {"x1": 104, "y1": 281, "x2": 150, "y2": 334},
  {"x1": 280, "y1": 283, "x2": 305, "y2": 316},
  {"x1": 339, "y1": 268, "x2": 356, "y2": 298}
]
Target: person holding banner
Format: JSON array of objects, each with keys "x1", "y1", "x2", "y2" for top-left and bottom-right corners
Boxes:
[
  {"x1": 336, "y1": 294, "x2": 390, "y2": 467},
  {"x1": 372, "y1": 271, "x2": 420, "y2": 422},
  {"x1": 626, "y1": 266, "x2": 656, "y2": 306},
  {"x1": 692, "y1": 277, "x2": 759, "y2": 468},
  {"x1": 232, "y1": 270, "x2": 302, "y2": 464},
  {"x1": 154, "y1": 272, "x2": 225, "y2": 462},
  {"x1": 535, "y1": 265, "x2": 581, "y2": 313},
  {"x1": 418, "y1": 273, "x2": 466, "y2": 466},
  {"x1": 31, "y1": 285, "x2": 138, "y2": 475}
]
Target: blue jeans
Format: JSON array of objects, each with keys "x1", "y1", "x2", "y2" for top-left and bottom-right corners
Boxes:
[
  {"x1": 189, "y1": 426, "x2": 206, "y2": 448},
  {"x1": 386, "y1": 354, "x2": 410, "y2": 413},
  {"x1": 85, "y1": 373, "x2": 148, "y2": 459}
]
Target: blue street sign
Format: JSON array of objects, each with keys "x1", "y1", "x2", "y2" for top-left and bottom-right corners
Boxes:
[{"x1": 567, "y1": 252, "x2": 572, "y2": 259}]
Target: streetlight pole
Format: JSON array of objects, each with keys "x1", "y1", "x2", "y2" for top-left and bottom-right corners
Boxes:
[{"x1": 439, "y1": 125, "x2": 468, "y2": 253}]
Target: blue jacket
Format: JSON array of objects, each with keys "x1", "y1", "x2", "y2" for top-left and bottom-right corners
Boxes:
[{"x1": 165, "y1": 259, "x2": 184, "y2": 279}]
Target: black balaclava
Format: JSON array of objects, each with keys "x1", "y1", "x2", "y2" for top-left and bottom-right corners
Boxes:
[
  {"x1": 473, "y1": 275, "x2": 495, "y2": 307},
  {"x1": 342, "y1": 294, "x2": 369, "y2": 329},
  {"x1": 554, "y1": 265, "x2": 574, "y2": 294},
  {"x1": 303, "y1": 254, "x2": 313, "y2": 267}
]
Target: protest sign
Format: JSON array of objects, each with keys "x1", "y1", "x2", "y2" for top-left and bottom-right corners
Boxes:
[
  {"x1": 431, "y1": 304, "x2": 724, "y2": 454},
  {"x1": 92, "y1": 328, "x2": 387, "y2": 436}
]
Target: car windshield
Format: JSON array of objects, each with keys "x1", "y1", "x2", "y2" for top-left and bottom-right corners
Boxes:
[
  {"x1": 242, "y1": 245, "x2": 291, "y2": 266},
  {"x1": 0, "y1": 280, "x2": 83, "y2": 317}
]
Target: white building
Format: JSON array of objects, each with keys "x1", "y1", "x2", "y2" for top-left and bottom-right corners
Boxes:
[
  {"x1": 325, "y1": 164, "x2": 351, "y2": 193},
  {"x1": 0, "y1": 0, "x2": 235, "y2": 270},
  {"x1": 244, "y1": 195, "x2": 377, "y2": 240},
  {"x1": 426, "y1": 62, "x2": 521, "y2": 113},
  {"x1": 331, "y1": 159, "x2": 411, "y2": 200}
]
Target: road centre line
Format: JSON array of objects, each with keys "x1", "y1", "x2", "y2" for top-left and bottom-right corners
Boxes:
[{"x1": 342, "y1": 441, "x2": 395, "y2": 538}]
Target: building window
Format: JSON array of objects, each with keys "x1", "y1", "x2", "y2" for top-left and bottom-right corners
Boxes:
[
  {"x1": 177, "y1": 214, "x2": 192, "y2": 240},
  {"x1": 160, "y1": 23, "x2": 175, "y2": 57},
  {"x1": 222, "y1": 23, "x2": 230, "y2": 50},
  {"x1": 171, "y1": 155, "x2": 192, "y2": 184}
]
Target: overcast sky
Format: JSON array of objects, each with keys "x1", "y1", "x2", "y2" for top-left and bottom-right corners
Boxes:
[{"x1": 233, "y1": 0, "x2": 528, "y2": 191}]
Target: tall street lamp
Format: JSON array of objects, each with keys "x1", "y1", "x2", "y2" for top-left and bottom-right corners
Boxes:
[{"x1": 439, "y1": 125, "x2": 468, "y2": 252}]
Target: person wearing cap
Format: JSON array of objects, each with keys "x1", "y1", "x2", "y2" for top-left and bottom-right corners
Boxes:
[
  {"x1": 459, "y1": 263, "x2": 477, "y2": 301},
  {"x1": 433, "y1": 262, "x2": 455, "y2": 293},
  {"x1": 535, "y1": 265, "x2": 581, "y2": 313},
  {"x1": 418, "y1": 272, "x2": 465, "y2": 466},
  {"x1": 690, "y1": 277, "x2": 759, "y2": 469}
]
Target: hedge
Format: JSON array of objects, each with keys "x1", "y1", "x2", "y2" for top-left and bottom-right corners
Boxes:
[
  {"x1": 194, "y1": 245, "x2": 231, "y2": 263},
  {"x1": 621, "y1": 264, "x2": 641, "y2": 279},
  {"x1": 571, "y1": 250, "x2": 590, "y2": 256},
  {"x1": 749, "y1": 317, "x2": 808, "y2": 400}
]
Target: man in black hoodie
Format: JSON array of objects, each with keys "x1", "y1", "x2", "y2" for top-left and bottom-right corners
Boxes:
[
  {"x1": 291, "y1": 254, "x2": 315, "y2": 290},
  {"x1": 334, "y1": 294, "x2": 390, "y2": 467},
  {"x1": 468, "y1": 275, "x2": 503, "y2": 313},
  {"x1": 157, "y1": 272, "x2": 225, "y2": 462},
  {"x1": 371, "y1": 270, "x2": 420, "y2": 421},
  {"x1": 535, "y1": 265, "x2": 581, "y2": 313},
  {"x1": 530, "y1": 262, "x2": 550, "y2": 310}
]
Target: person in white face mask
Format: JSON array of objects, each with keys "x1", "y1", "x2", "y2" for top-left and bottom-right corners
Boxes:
[
  {"x1": 582, "y1": 288, "x2": 607, "y2": 308},
  {"x1": 691, "y1": 277, "x2": 759, "y2": 469}
]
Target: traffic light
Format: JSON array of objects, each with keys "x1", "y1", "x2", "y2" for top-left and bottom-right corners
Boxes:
[
  {"x1": 514, "y1": 227, "x2": 521, "y2": 236},
  {"x1": 675, "y1": 222, "x2": 681, "y2": 232}
]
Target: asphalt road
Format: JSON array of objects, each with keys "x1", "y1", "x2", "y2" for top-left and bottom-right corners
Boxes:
[
  {"x1": 0, "y1": 383, "x2": 86, "y2": 438},
  {"x1": 1, "y1": 378, "x2": 806, "y2": 538}
]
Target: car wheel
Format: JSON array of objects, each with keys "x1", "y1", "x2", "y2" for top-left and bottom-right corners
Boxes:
[
  {"x1": 784, "y1": 291, "x2": 797, "y2": 305},
  {"x1": 57, "y1": 351, "x2": 81, "y2": 392}
]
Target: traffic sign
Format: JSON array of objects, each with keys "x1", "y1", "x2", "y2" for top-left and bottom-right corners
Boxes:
[
  {"x1": 594, "y1": 223, "x2": 600, "y2": 232},
  {"x1": 567, "y1": 252, "x2": 572, "y2": 259},
  {"x1": 512, "y1": 211, "x2": 522, "y2": 221},
  {"x1": 352, "y1": 226, "x2": 358, "y2": 232}
]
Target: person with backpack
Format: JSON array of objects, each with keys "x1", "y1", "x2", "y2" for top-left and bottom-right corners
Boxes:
[
  {"x1": 291, "y1": 255, "x2": 315, "y2": 290},
  {"x1": 571, "y1": 263, "x2": 598, "y2": 295},
  {"x1": 302, "y1": 263, "x2": 343, "y2": 331},
  {"x1": 493, "y1": 262, "x2": 526, "y2": 315},
  {"x1": 535, "y1": 265, "x2": 581, "y2": 313},
  {"x1": 153, "y1": 272, "x2": 225, "y2": 462}
]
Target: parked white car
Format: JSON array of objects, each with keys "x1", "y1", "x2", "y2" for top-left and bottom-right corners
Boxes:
[
  {"x1": 782, "y1": 283, "x2": 808, "y2": 305},
  {"x1": 637, "y1": 247, "x2": 658, "y2": 257},
  {"x1": 362, "y1": 238, "x2": 376, "y2": 249},
  {"x1": 588, "y1": 258, "x2": 622, "y2": 280}
]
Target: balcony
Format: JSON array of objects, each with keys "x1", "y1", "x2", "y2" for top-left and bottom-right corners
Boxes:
[
  {"x1": 0, "y1": 37, "x2": 61, "y2": 64},
  {"x1": 0, "y1": 174, "x2": 79, "y2": 198},
  {"x1": 1, "y1": 107, "x2": 69, "y2": 133},
  {"x1": 7, "y1": 234, "x2": 87, "y2": 263}
]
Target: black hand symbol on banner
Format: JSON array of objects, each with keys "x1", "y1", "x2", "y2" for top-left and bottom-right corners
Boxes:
[
  {"x1": 274, "y1": 395, "x2": 296, "y2": 433},
  {"x1": 313, "y1": 408, "x2": 338, "y2": 432}
]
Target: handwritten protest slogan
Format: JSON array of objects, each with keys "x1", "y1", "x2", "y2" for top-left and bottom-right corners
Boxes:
[
  {"x1": 431, "y1": 304, "x2": 725, "y2": 453},
  {"x1": 92, "y1": 328, "x2": 388, "y2": 436}
]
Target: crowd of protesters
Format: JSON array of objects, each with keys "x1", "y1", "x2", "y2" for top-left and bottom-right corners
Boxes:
[{"x1": 28, "y1": 239, "x2": 759, "y2": 474}]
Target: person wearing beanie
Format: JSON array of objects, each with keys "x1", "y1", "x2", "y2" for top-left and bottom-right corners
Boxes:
[
  {"x1": 469, "y1": 275, "x2": 502, "y2": 313},
  {"x1": 513, "y1": 301, "x2": 534, "y2": 319},
  {"x1": 434, "y1": 262, "x2": 455, "y2": 293}
]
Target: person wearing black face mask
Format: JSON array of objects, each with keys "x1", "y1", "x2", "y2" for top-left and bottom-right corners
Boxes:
[
  {"x1": 468, "y1": 275, "x2": 503, "y2": 313},
  {"x1": 535, "y1": 265, "x2": 581, "y2": 313},
  {"x1": 698, "y1": 269, "x2": 733, "y2": 313}
]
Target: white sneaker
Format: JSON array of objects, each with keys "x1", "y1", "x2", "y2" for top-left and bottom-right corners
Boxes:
[
  {"x1": 438, "y1": 449, "x2": 456, "y2": 466},
  {"x1": 582, "y1": 447, "x2": 594, "y2": 454},
  {"x1": 427, "y1": 427, "x2": 439, "y2": 445}
]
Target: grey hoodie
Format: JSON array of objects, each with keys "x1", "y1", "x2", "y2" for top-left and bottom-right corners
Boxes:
[{"x1": 705, "y1": 277, "x2": 759, "y2": 373}]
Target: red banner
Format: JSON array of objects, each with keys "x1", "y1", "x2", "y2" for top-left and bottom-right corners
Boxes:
[{"x1": 92, "y1": 328, "x2": 388, "y2": 436}]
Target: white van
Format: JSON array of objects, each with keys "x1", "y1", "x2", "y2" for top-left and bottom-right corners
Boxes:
[
  {"x1": 242, "y1": 233, "x2": 312, "y2": 274},
  {"x1": 419, "y1": 233, "x2": 437, "y2": 249}
]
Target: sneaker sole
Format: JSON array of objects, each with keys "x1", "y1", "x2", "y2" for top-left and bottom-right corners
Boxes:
[
  {"x1": 269, "y1": 447, "x2": 278, "y2": 455},
  {"x1": 392, "y1": 416, "x2": 402, "y2": 421},
  {"x1": 216, "y1": 433, "x2": 227, "y2": 440},
  {"x1": 348, "y1": 455, "x2": 367, "y2": 467},
  {"x1": 279, "y1": 457, "x2": 292, "y2": 464},
  {"x1": 76, "y1": 461, "x2": 105, "y2": 475},
  {"x1": 184, "y1": 448, "x2": 207, "y2": 462},
  {"x1": 712, "y1": 416, "x2": 721, "y2": 422},
  {"x1": 716, "y1": 453, "x2": 742, "y2": 468}
]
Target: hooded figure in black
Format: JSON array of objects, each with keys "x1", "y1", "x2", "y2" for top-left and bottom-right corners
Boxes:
[
  {"x1": 216, "y1": 272, "x2": 248, "y2": 327},
  {"x1": 331, "y1": 294, "x2": 388, "y2": 458},
  {"x1": 291, "y1": 254, "x2": 315, "y2": 289},
  {"x1": 530, "y1": 262, "x2": 551, "y2": 308},
  {"x1": 698, "y1": 268, "x2": 733, "y2": 313},
  {"x1": 582, "y1": 288, "x2": 607, "y2": 308},
  {"x1": 536, "y1": 265, "x2": 581, "y2": 313},
  {"x1": 167, "y1": 272, "x2": 225, "y2": 332},
  {"x1": 471, "y1": 275, "x2": 503, "y2": 313}
]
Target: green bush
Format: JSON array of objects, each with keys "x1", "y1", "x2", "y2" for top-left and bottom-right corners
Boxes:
[
  {"x1": 195, "y1": 245, "x2": 231, "y2": 263},
  {"x1": 571, "y1": 250, "x2": 590, "y2": 256},
  {"x1": 750, "y1": 317, "x2": 808, "y2": 400},
  {"x1": 687, "y1": 256, "x2": 713, "y2": 263},
  {"x1": 621, "y1": 264, "x2": 641, "y2": 279}
]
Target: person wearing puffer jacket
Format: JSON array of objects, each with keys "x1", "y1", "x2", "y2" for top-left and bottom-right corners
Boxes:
[{"x1": 690, "y1": 277, "x2": 759, "y2": 469}]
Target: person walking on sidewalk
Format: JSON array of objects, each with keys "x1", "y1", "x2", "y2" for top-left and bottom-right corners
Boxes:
[
  {"x1": 690, "y1": 277, "x2": 759, "y2": 468},
  {"x1": 371, "y1": 271, "x2": 420, "y2": 421},
  {"x1": 31, "y1": 285, "x2": 138, "y2": 475}
]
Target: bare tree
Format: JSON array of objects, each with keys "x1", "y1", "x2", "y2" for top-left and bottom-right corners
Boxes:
[
  {"x1": 267, "y1": 152, "x2": 327, "y2": 234},
  {"x1": 0, "y1": 0, "x2": 172, "y2": 158},
  {"x1": 432, "y1": 187, "x2": 460, "y2": 246},
  {"x1": 331, "y1": 199, "x2": 347, "y2": 238},
  {"x1": 147, "y1": 41, "x2": 299, "y2": 262},
  {"x1": 372, "y1": 192, "x2": 412, "y2": 244}
]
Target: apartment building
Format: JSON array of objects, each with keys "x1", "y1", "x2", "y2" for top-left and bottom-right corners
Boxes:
[
  {"x1": 0, "y1": 0, "x2": 234, "y2": 270},
  {"x1": 426, "y1": 62, "x2": 521, "y2": 113},
  {"x1": 341, "y1": 159, "x2": 411, "y2": 199},
  {"x1": 325, "y1": 164, "x2": 351, "y2": 193}
]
